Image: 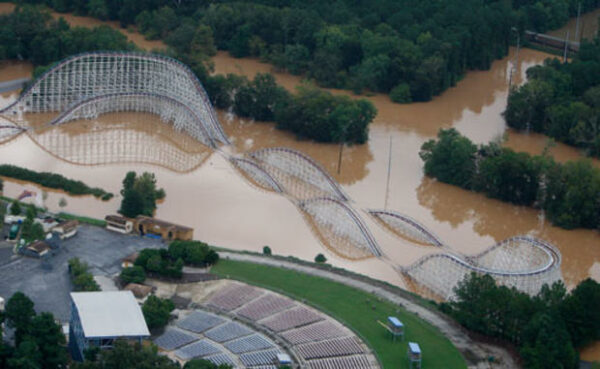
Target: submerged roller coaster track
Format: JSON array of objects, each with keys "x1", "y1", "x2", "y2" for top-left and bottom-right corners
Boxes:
[{"x1": 0, "y1": 52, "x2": 564, "y2": 299}]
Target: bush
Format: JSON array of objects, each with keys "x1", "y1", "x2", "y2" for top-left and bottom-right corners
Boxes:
[
  {"x1": 314, "y1": 253, "x2": 327, "y2": 263},
  {"x1": 390, "y1": 83, "x2": 412, "y2": 103},
  {"x1": 120, "y1": 266, "x2": 146, "y2": 284},
  {"x1": 262, "y1": 246, "x2": 272, "y2": 256},
  {"x1": 10, "y1": 200, "x2": 21, "y2": 215},
  {"x1": 168, "y1": 240, "x2": 219, "y2": 267},
  {"x1": 68, "y1": 258, "x2": 100, "y2": 292},
  {"x1": 142, "y1": 295, "x2": 174, "y2": 330}
]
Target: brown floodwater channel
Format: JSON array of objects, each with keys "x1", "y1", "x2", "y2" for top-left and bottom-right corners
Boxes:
[{"x1": 0, "y1": 5, "x2": 599, "y2": 358}]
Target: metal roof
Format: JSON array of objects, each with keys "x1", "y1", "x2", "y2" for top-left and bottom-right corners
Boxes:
[
  {"x1": 388, "y1": 316, "x2": 403, "y2": 328},
  {"x1": 408, "y1": 342, "x2": 421, "y2": 355},
  {"x1": 71, "y1": 291, "x2": 150, "y2": 338}
]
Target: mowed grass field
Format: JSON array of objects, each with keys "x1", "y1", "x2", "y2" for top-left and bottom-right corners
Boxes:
[{"x1": 212, "y1": 259, "x2": 467, "y2": 369}]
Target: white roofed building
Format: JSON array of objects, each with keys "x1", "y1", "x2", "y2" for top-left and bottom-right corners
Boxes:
[{"x1": 69, "y1": 291, "x2": 150, "y2": 361}]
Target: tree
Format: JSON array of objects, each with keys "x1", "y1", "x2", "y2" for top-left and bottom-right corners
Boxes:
[
  {"x1": 559, "y1": 278, "x2": 600, "y2": 348},
  {"x1": 314, "y1": 253, "x2": 327, "y2": 263},
  {"x1": 119, "y1": 171, "x2": 165, "y2": 218},
  {"x1": 29, "y1": 312, "x2": 67, "y2": 369},
  {"x1": 10, "y1": 200, "x2": 21, "y2": 216},
  {"x1": 69, "y1": 258, "x2": 100, "y2": 292},
  {"x1": 87, "y1": 0, "x2": 108, "y2": 20},
  {"x1": 390, "y1": 83, "x2": 411, "y2": 103},
  {"x1": 262, "y1": 246, "x2": 272, "y2": 255},
  {"x1": 142, "y1": 296, "x2": 174, "y2": 330},
  {"x1": 71, "y1": 340, "x2": 180, "y2": 369},
  {"x1": 420, "y1": 129, "x2": 478, "y2": 188},
  {"x1": 4, "y1": 292, "x2": 35, "y2": 345},
  {"x1": 58, "y1": 197, "x2": 67, "y2": 208},
  {"x1": 120, "y1": 266, "x2": 146, "y2": 284}
]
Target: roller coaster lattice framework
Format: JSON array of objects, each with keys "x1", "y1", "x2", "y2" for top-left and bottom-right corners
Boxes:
[{"x1": 0, "y1": 51, "x2": 564, "y2": 300}]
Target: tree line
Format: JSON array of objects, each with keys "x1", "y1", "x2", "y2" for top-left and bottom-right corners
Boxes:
[
  {"x1": 505, "y1": 38, "x2": 600, "y2": 158},
  {"x1": 207, "y1": 73, "x2": 376, "y2": 143},
  {"x1": 0, "y1": 5, "x2": 135, "y2": 66},
  {"x1": 0, "y1": 164, "x2": 113, "y2": 200},
  {"x1": 130, "y1": 241, "x2": 220, "y2": 280},
  {"x1": 443, "y1": 273, "x2": 600, "y2": 369},
  {"x1": 420, "y1": 128, "x2": 600, "y2": 230},
  {"x1": 16, "y1": 0, "x2": 600, "y2": 103}
]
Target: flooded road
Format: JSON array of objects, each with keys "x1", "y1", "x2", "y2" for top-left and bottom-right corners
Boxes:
[{"x1": 0, "y1": 2, "x2": 599, "y2": 333}]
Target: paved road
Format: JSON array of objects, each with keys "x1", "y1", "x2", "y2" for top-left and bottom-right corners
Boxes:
[{"x1": 221, "y1": 252, "x2": 519, "y2": 369}]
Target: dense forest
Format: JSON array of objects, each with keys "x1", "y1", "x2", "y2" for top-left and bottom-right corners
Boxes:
[
  {"x1": 505, "y1": 38, "x2": 600, "y2": 158},
  {"x1": 420, "y1": 128, "x2": 600, "y2": 230},
  {"x1": 13, "y1": 0, "x2": 600, "y2": 103},
  {"x1": 444, "y1": 274, "x2": 600, "y2": 369}
]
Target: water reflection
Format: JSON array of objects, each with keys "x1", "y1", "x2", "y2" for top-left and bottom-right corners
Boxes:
[{"x1": 25, "y1": 112, "x2": 212, "y2": 173}]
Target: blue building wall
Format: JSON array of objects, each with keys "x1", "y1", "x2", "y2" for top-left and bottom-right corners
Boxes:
[{"x1": 69, "y1": 298, "x2": 147, "y2": 362}]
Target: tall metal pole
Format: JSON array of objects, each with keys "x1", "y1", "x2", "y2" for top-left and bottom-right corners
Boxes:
[
  {"x1": 384, "y1": 136, "x2": 392, "y2": 210},
  {"x1": 563, "y1": 30, "x2": 570, "y2": 62},
  {"x1": 337, "y1": 141, "x2": 344, "y2": 175},
  {"x1": 575, "y1": 2, "x2": 582, "y2": 41}
]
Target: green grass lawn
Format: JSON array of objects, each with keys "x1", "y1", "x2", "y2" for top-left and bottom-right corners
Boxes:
[{"x1": 212, "y1": 259, "x2": 467, "y2": 369}]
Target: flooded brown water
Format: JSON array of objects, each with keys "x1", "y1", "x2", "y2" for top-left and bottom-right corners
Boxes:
[
  {"x1": 0, "y1": 5, "x2": 600, "y2": 357},
  {"x1": 547, "y1": 7, "x2": 600, "y2": 42}
]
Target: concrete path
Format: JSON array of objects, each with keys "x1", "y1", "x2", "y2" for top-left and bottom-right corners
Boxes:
[
  {"x1": 0, "y1": 78, "x2": 29, "y2": 93},
  {"x1": 221, "y1": 252, "x2": 519, "y2": 369}
]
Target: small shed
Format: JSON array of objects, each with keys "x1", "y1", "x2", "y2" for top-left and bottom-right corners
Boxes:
[
  {"x1": 105, "y1": 215, "x2": 133, "y2": 234},
  {"x1": 276, "y1": 353, "x2": 292, "y2": 366},
  {"x1": 53, "y1": 220, "x2": 78, "y2": 240},
  {"x1": 407, "y1": 342, "x2": 422, "y2": 368},
  {"x1": 134, "y1": 216, "x2": 193, "y2": 241},
  {"x1": 387, "y1": 316, "x2": 404, "y2": 341},
  {"x1": 25, "y1": 240, "x2": 51, "y2": 258}
]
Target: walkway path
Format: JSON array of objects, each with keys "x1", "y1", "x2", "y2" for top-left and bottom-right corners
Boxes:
[
  {"x1": 221, "y1": 252, "x2": 519, "y2": 369},
  {"x1": 0, "y1": 77, "x2": 29, "y2": 93}
]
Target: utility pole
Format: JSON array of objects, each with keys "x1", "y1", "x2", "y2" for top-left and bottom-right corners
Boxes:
[
  {"x1": 563, "y1": 30, "x2": 570, "y2": 62},
  {"x1": 384, "y1": 136, "x2": 392, "y2": 210},
  {"x1": 337, "y1": 141, "x2": 344, "y2": 175},
  {"x1": 508, "y1": 29, "x2": 520, "y2": 92},
  {"x1": 575, "y1": 2, "x2": 582, "y2": 41}
]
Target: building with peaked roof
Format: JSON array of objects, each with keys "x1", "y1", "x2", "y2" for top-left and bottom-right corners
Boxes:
[
  {"x1": 134, "y1": 215, "x2": 193, "y2": 241},
  {"x1": 69, "y1": 291, "x2": 150, "y2": 361}
]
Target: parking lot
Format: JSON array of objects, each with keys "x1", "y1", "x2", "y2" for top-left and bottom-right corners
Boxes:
[{"x1": 0, "y1": 224, "x2": 164, "y2": 322}]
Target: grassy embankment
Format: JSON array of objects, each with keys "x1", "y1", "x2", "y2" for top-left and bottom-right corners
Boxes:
[{"x1": 212, "y1": 259, "x2": 467, "y2": 369}]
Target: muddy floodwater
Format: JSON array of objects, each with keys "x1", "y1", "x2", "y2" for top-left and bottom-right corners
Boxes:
[
  {"x1": 547, "y1": 7, "x2": 600, "y2": 42},
  {"x1": 2, "y1": 46, "x2": 599, "y2": 291},
  {"x1": 0, "y1": 5, "x2": 600, "y2": 358}
]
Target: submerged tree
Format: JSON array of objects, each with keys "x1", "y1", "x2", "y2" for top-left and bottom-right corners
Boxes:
[{"x1": 119, "y1": 171, "x2": 165, "y2": 218}]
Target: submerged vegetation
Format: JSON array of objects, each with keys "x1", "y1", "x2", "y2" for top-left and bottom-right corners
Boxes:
[
  {"x1": 119, "y1": 171, "x2": 165, "y2": 218},
  {"x1": 505, "y1": 38, "x2": 600, "y2": 158},
  {"x1": 0, "y1": 164, "x2": 113, "y2": 200},
  {"x1": 420, "y1": 128, "x2": 600, "y2": 230}
]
